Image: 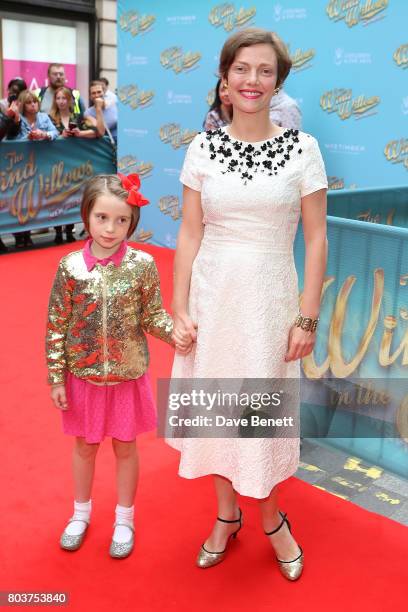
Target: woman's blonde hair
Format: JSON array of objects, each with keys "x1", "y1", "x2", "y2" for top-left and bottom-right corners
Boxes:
[
  {"x1": 49, "y1": 87, "x2": 74, "y2": 123},
  {"x1": 81, "y1": 175, "x2": 140, "y2": 238},
  {"x1": 18, "y1": 90, "x2": 40, "y2": 115},
  {"x1": 219, "y1": 27, "x2": 292, "y2": 88}
]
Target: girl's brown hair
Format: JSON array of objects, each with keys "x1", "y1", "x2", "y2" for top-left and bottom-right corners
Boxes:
[
  {"x1": 81, "y1": 175, "x2": 140, "y2": 238},
  {"x1": 49, "y1": 87, "x2": 74, "y2": 123},
  {"x1": 18, "y1": 90, "x2": 40, "y2": 115},
  {"x1": 219, "y1": 27, "x2": 292, "y2": 88}
]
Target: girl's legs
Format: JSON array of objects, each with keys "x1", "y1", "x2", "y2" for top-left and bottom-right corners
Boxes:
[
  {"x1": 259, "y1": 485, "x2": 301, "y2": 560},
  {"x1": 64, "y1": 437, "x2": 100, "y2": 536},
  {"x1": 203, "y1": 475, "x2": 241, "y2": 551},
  {"x1": 111, "y1": 439, "x2": 139, "y2": 544},
  {"x1": 112, "y1": 439, "x2": 139, "y2": 506},
  {"x1": 73, "y1": 437, "x2": 100, "y2": 501}
]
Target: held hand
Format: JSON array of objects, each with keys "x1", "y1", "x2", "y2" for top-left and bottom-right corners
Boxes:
[
  {"x1": 173, "y1": 312, "x2": 198, "y2": 343},
  {"x1": 50, "y1": 384, "x2": 68, "y2": 410},
  {"x1": 62, "y1": 128, "x2": 73, "y2": 138},
  {"x1": 172, "y1": 327, "x2": 194, "y2": 355},
  {"x1": 71, "y1": 127, "x2": 81, "y2": 137},
  {"x1": 284, "y1": 325, "x2": 316, "y2": 362}
]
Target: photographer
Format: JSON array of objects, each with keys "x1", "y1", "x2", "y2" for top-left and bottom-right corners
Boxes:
[{"x1": 0, "y1": 78, "x2": 26, "y2": 141}]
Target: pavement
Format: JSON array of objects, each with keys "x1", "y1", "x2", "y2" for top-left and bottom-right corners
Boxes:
[{"x1": 298, "y1": 439, "x2": 408, "y2": 526}]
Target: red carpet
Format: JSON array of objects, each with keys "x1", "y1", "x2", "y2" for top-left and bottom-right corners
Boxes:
[{"x1": 1, "y1": 242, "x2": 407, "y2": 611}]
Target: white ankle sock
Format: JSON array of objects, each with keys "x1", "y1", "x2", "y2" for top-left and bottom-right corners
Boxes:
[
  {"x1": 65, "y1": 500, "x2": 92, "y2": 536},
  {"x1": 113, "y1": 504, "x2": 134, "y2": 543}
]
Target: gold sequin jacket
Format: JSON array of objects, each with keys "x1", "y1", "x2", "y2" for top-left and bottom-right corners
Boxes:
[{"x1": 46, "y1": 247, "x2": 173, "y2": 385}]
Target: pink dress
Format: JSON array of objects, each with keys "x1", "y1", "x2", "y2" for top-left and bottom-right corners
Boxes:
[{"x1": 62, "y1": 240, "x2": 157, "y2": 443}]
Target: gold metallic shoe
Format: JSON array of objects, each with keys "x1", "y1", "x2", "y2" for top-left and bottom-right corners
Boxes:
[
  {"x1": 60, "y1": 519, "x2": 89, "y2": 551},
  {"x1": 196, "y1": 508, "x2": 242, "y2": 569},
  {"x1": 109, "y1": 523, "x2": 135, "y2": 559},
  {"x1": 265, "y1": 511, "x2": 304, "y2": 581}
]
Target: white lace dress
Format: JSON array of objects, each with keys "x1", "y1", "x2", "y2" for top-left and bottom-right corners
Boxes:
[{"x1": 167, "y1": 127, "x2": 327, "y2": 498}]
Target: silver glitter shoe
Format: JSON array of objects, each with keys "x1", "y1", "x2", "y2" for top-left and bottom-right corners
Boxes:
[
  {"x1": 265, "y1": 511, "x2": 304, "y2": 581},
  {"x1": 60, "y1": 518, "x2": 89, "y2": 551},
  {"x1": 109, "y1": 522, "x2": 135, "y2": 559}
]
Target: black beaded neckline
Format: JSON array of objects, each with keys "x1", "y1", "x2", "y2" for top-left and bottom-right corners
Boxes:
[{"x1": 200, "y1": 127, "x2": 302, "y2": 184}]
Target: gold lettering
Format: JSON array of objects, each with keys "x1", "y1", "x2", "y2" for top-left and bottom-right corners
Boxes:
[
  {"x1": 379, "y1": 315, "x2": 408, "y2": 366},
  {"x1": 329, "y1": 269, "x2": 384, "y2": 378}
]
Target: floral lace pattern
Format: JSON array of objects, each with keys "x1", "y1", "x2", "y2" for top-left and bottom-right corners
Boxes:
[{"x1": 201, "y1": 128, "x2": 302, "y2": 183}]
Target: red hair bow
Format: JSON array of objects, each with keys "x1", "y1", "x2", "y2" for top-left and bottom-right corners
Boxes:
[{"x1": 117, "y1": 172, "x2": 150, "y2": 207}]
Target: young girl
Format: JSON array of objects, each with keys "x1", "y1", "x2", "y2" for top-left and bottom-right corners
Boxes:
[{"x1": 46, "y1": 173, "x2": 191, "y2": 558}]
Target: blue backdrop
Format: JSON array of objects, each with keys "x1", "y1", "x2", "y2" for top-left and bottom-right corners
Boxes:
[{"x1": 118, "y1": 0, "x2": 408, "y2": 248}]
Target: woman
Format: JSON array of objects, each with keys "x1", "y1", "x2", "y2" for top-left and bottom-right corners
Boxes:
[
  {"x1": 49, "y1": 86, "x2": 98, "y2": 243},
  {"x1": 203, "y1": 78, "x2": 232, "y2": 130},
  {"x1": 169, "y1": 28, "x2": 328, "y2": 580},
  {"x1": 49, "y1": 86, "x2": 98, "y2": 139},
  {"x1": 10, "y1": 90, "x2": 58, "y2": 141}
]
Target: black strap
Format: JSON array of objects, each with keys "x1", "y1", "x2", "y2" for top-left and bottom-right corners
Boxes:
[
  {"x1": 217, "y1": 508, "x2": 242, "y2": 524},
  {"x1": 264, "y1": 512, "x2": 287, "y2": 536}
]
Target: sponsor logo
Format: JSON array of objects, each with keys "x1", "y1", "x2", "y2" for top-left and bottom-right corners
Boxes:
[
  {"x1": 159, "y1": 124, "x2": 198, "y2": 149},
  {"x1": 393, "y1": 44, "x2": 408, "y2": 69},
  {"x1": 160, "y1": 47, "x2": 201, "y2": 74},
  {"x1": 118, "y1": 156, "x2": 153, "y2": 178},
  {"x1": 326, "y1": 0, "x2": 388, "y2": 28},
  {"x1": 328, "y1": 176, "x2": 345, "y2": 189},
  {"x1": 118, "y1": 85, "x2": 154, "y2": 110},
  {"x1": 158, "y1": 196, "x2": 182, "y2": 221},
  {"x1": 119, "y1": 11, "x2": 155, "y2": 36},
  {"x1": 273, "y1": 3, "x2": 307, "y2": 21},
  {"x1": 122, "y1": 128, "x2": 148, "y2": 137},
  {"x1": 163, "y1": 168, "x2": 181, "y2": 177},
  {"x1": 134, "y1": 228, "x2": 153, "y2": 242},
  {"x1": 209, "y1": 3, "x2": 256, "y2": 32},
  {"x1": 325, "y1": 142, "x2": 366, "y2": 154},
  {"x1": 125, "y1": 54, "x2": 148, "y2": 66},
  {"x1": 334, "y1": 48, "x2": 372, "y2": 65},
  {"x1": 320, "y1": 89, "x2": 380, "y2": 120},
  {"x1": 166, "y1": 15, "x2": 197, "y2": 25},
  {"x1": 384, "y1": 138, "x2": 408, "y2": 171},
  {"x1": 167, "y1": 91, "x2": 193, "y2": 105},
  {"x1": 289, "y1": 47, "x2": 315, "y2": 71}
]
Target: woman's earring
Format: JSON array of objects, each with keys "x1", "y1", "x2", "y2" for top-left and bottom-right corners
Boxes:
[{"x1": 274, "y1": 87, "x2": 280, "y2": 95}]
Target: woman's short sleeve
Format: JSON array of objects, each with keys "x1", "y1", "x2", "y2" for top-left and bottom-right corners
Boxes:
[
  {"x1": 300, "y1": 135, "x2": 328, "y2": 197},
  {"x1": 179, "y1": 134, "x2": 203, "y2": 192}
]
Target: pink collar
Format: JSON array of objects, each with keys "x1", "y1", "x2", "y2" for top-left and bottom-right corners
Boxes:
[{"x1": 83, "y1": 239, "x2": 127, "y2": 271}]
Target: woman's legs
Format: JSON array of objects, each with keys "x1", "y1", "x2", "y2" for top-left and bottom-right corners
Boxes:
[
  {"x1": 72, "y1": 437, "x2": 100, "y2": 502},
  {"x1": 259, "y1": 486, "x2": 301, "y2": 561},
  {"x1": 203, "y1": 475, "x2": 241, "y2": 551}
]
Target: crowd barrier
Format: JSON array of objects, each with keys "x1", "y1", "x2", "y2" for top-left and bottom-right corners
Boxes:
[
  {"x1": 0, "y1": 137, "x2": 116, "y2": 234},
  {"x1": 295, "y1": 216, "x2": 408, "y2": 477},
  {"x1": 328, "y1": 186, "x2": 408, "y2": 228}
]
